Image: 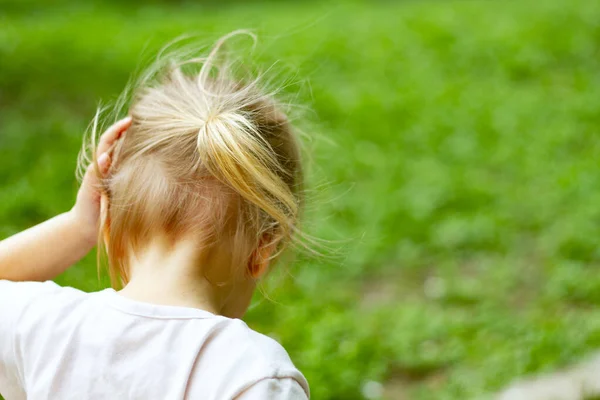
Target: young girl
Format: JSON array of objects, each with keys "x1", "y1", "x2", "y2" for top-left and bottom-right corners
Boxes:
[{"x1": 0, "y1": 32, "x2": 309, "y2": 399}]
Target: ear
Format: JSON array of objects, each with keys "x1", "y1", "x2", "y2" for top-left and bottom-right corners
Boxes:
[{"x1": 248, "y1": 235, "x2": 278, "y2": 279}]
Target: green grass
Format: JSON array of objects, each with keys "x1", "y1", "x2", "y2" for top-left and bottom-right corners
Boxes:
[{"x1": 2, "y1": 0, "x2": 600, "y2": 398}]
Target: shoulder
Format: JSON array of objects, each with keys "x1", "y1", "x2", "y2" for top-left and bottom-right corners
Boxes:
[
  {"x1": 219, "y1": 319, "x2": 299, "y2": 370},
  {"x1": 0, "y1": 280, "x2": 90, "y2": 310},
  {"x1": 0, "y1": 280, "x2": 96, "y2": 332},
  {"x1": 0, "y1": 280, "x2": 65, "y2": 313},
  {"x1": 0, "y1": 279, "x2": 62, "y2": 295},
  {"x1": 0, "y1": 280, "x2": 87, "y2": 396},
  {"x1": 197, "y1": 318, "x2": 310, "y2": 397},
  {"x1": 0, "y1": 279, "x2": 88, "y2": 299}
]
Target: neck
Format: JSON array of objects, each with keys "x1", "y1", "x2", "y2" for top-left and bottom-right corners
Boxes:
[
  {"x1": 116, "y1": 236, "x2": 255, "y2": 319},
  {"x1": 118, "y1": 238, "x2": 222, "y2": 314}
]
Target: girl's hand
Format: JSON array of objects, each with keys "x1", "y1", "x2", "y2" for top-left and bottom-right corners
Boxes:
[{"x1": 71, "y1": 117, "x2": 131, "y2": 246}]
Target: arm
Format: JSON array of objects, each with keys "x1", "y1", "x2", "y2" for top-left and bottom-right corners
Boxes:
[
  {"x1": 0, "y1": 211, "x2": 96, "y2": 281},
  {"x1": 0, "y1": 117, "x2": 131, "y2": 282}
]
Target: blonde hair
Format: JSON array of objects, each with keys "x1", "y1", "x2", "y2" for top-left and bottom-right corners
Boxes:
[{"x1": 80, "y1": 32, "x2": 303, "y2": 288}]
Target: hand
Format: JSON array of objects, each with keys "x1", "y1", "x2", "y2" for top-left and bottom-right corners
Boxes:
[{"x1": 71, "y1": 116, "x2": 132, "y2": 246}]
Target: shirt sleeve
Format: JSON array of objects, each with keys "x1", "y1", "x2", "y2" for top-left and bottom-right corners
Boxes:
[
  {"x1": 0, "y1": 280, "x2": 59, "y2": 398},
  {"x1": 236, "y1": 378, "x2": 309, "y2": 400}
]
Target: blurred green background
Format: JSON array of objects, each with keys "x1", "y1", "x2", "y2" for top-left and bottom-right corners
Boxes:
[{"x1": 2, "y1": 0, "x2": 600, "y2": 399}]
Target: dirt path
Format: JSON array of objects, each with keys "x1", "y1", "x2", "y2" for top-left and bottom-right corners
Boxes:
[{"x1": 497, "y1": 352, "x2": 600, "y2": 400}]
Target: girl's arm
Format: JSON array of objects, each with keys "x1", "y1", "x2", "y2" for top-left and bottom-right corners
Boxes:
[
  {"x1": 0, "y1": 117, "x2": 131, "y2": 282},
  {"x1": 0, "y1": 211, "x2": 96, "y2": 281}
]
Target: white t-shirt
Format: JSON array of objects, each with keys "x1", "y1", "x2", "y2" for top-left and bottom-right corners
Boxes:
[{"x1": 0, "y1": 280, "x2": 309, "y2": 400}]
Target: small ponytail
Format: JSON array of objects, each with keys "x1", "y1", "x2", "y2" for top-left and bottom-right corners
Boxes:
[
  {"x1": 192, "y1": 30, "x2": 301, "y2": 247},
  {"x1": 197, "y1": 111, "x2": 298, "y2": 240}
]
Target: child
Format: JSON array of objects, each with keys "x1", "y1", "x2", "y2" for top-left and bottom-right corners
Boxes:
[{"x1": 0, "y1": 32, "x2": 309, "y2": 399}]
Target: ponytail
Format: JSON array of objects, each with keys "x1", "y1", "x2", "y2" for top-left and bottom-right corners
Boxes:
[{"x1": 197, "y1": 111, "x2": 298, "y2": 240}]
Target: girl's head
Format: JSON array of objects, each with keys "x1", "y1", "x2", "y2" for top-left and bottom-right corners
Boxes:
[{"x1": 84, "y1": 32, "x2": 303, "y2": 316}]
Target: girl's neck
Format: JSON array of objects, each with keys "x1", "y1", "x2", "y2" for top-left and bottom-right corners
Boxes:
[{"x1": 117, "y1": 238, "x2": 222, "y2": 314}]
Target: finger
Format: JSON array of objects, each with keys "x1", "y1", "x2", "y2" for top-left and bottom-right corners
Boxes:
[
  {"x1": 97, "y1": 116, "x2": 132, "y2": 155},
  {"x1": 83, "y1": 161, "x2": 96, "y2": 184},
  {"x1": 97, "y1": 116, "x2": 131, "y2": 154},
  {"x1": 97, "y1": 152, "x2": 111, "y2": 175},
  {"x1": 82, "y1": 152, "x2": 109, "y2": 189}
]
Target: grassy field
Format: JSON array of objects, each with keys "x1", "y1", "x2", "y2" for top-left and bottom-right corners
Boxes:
[{"x1": 2, "y1": 0, "x2": 600, "y2": 398}]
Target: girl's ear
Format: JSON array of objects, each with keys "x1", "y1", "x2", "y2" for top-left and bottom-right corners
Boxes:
[{"x1": 248, "y1": 235, "x2": 278, "y2": 279}]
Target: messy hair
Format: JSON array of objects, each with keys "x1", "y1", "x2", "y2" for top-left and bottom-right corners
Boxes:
[{"x1": 78, "y1": 31, "x2": 304, "y2": 288}]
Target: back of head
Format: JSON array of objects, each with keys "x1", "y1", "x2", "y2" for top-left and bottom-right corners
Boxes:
[{"x1": 85, "y1": 32, "x2": 303, "y2": 287}]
